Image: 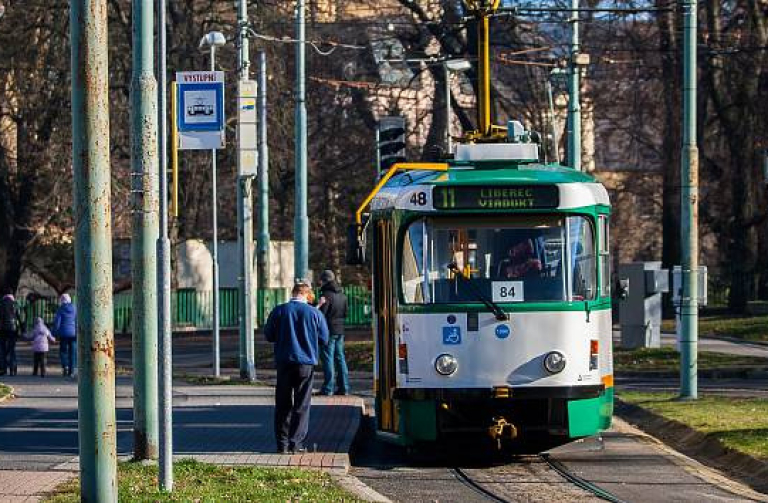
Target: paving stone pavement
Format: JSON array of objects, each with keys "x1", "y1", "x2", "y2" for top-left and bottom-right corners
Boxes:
[
  {"x1": 0, "y1": 470, "x2": 75, "y2": 503},
  {"x1": 0, "y1": 368, "x2": 364, "y2": 500}
]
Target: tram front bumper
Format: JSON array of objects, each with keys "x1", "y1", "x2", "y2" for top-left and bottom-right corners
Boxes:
[{"x1": 393, "y1": 385, "x2": 610, "y2": 441}]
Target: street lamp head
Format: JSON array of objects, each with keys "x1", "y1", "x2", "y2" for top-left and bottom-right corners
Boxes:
[
  {"x1": 444, "y1": 59, "x2": 472, "y2": 72},
  {"x1": 199, "y1": 31, "x2": 226, "y2": 50}
]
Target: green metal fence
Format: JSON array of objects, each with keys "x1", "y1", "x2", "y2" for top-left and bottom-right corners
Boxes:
[{"x1": 16, "y1": 286, "x2": 372, "y2": 334}]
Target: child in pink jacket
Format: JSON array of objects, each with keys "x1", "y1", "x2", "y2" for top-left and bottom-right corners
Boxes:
[{"x1": 29, "y1": 318, "x2": 55, "y2": 377}]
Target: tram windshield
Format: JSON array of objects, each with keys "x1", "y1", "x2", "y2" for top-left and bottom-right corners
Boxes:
[{"x1": 401, "y1": 216, "x2": 596, "y2": 304}]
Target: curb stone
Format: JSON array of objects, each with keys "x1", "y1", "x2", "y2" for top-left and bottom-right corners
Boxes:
[
  {"x1": 615, "y1": 398, "x2": 768, "y2": 495},
  {"x1": 329, "y1": 470, "x2": 392, "y2": 503},
  {"x1": 703, "y1": 334, "x2": 768, "y2": 348},
  {"x1": 660, "y1": 330, "x2": 768, "y2": 348},
  {"x1": 616, "y1": 367, "x2": 768, "y2": 379}
]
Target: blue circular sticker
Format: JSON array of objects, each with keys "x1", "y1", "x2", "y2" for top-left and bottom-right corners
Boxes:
[
  {"x1": 447, "y1": 315, "x2": 457, "y2": 325},
  {"x1": 495, "y1": 324, "x2": 511, "y2": 339}
]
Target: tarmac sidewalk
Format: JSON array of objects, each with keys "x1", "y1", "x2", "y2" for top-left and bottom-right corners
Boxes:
[{"x1": 0, "y1": 371, "x2": 365, "y2": 502}]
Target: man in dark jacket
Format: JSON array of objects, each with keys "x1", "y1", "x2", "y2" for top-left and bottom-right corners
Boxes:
[
  {"x1": 317, "y1": 270, "x2": 350, "y2": 395},
  {"x1": 264, "y1": 281, "x2": 329, "y2": 453},
  {"x1": 53, "y1": 294, "x2": 77, "y2": 376},
  {"x1": 0, "y1": 292, "x2": 22, "y2": 376}
]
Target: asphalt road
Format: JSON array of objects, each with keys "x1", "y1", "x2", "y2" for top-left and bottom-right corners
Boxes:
[{"x1": 350, "y1": 415, "x2": 765, "y2": 502}]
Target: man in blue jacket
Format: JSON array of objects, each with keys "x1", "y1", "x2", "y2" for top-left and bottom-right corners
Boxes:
[{"x1": 264, "y1": 281, "x2": 329, "y2": 453}]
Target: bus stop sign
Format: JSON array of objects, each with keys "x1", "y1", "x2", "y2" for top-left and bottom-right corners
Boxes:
[{"x1": 176, "y1": 71, "x2": 225, "y2": 149}]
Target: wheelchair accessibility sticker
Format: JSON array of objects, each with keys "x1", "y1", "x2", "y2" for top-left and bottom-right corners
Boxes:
[{"x1": 442, "y1": 326, "x2": 462, "y2": 345}]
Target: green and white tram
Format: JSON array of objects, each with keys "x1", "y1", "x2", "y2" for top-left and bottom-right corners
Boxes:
[
  {"x1": 348, "y1": 0, "x2": 613, "y2": 450},
  {"x1": 351, "y1": 140, "x2": 613, "y2": 449}
]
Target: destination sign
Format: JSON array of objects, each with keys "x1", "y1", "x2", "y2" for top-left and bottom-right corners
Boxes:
[{"x1": 433, "y1": 185, "x2": 559, "y2": 210}]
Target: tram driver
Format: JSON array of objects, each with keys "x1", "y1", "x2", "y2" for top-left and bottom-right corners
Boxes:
[{"x1": 496, "y1": 238, "x2": 543, "y2": 279}]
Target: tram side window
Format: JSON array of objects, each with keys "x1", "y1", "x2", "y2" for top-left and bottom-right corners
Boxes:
[
  {"x1": 598, "y1": 215, "x2": 610, "y2": 297},
  {"x1": 401, "y1": 219, "x2": 427, "y2": 304},
  {"x1": 568, "y1": 217, "x2": 596, "y2": 301}
]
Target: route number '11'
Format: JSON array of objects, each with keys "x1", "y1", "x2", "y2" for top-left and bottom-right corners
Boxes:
[{"x1": 439, "y1": 188, "x2": 456, "y2": 209}]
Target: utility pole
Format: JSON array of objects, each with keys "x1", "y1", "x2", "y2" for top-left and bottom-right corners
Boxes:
[
  {"x1": 445, "y1": 65, "x2": 452, "y2": 154},
  {"x1": 70, "y1": 0, "x2": 118, "y2": 500},
  {"x1": 131, "y1": 0, "x2": 159, "y2": 461},
  {"x1": 257, "y1": 51, "x2": 271, "y2": 288},
  {"x1": 294, "y1": 0, "x2": 309, "y2": 282},
  {"x1": 237, "y1": 0, "x2": 257, "y2": 381},
  {"x1": 680, "y1": 0, "x2": 699, "y2": 400},
  {"x1": 546, "y1": 77, "x2": 559, "y2": 164},
  {"x1": 567, "y1": 0, "x2": 581, "y2": 171},
  {"x1": 157, "y1": 0, "x2": 174, "y2": 491}
]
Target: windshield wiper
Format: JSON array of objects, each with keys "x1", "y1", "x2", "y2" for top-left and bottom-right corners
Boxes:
[{"x1": 447, "y1": 263, "x2": 509, "y2": 321}]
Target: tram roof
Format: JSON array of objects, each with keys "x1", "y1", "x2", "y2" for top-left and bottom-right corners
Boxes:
[{"x1": 427, "y1": 162, "x2": 597, "y2": 185}]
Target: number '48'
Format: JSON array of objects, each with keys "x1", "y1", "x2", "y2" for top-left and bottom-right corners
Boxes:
[{"x1": 410, "y1": 192, "x2": 427, "y2": 206}]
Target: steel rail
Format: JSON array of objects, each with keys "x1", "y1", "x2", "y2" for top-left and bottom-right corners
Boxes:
[
  {"x1": 540, "y1": 453, "x2": 627, "y2": 503},
  {"x1": 451, "y1": 468, "x2": 510, "y2": 503}
]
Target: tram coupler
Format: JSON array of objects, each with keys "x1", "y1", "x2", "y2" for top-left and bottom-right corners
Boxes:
[{"x1": 488, "y1": 416, "x2": 518, "y2": 448}]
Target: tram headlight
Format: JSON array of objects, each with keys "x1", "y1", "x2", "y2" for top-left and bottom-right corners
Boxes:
[
  {"x1": 435, "y1": 354, "x2": 458, "y2": 376},
  {"x1": 543, "y1": 351, "x2": 567, "y2": 374}
]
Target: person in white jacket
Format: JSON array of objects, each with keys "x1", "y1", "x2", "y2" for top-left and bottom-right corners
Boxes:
[{"x1": 29, "y1": 317, "x2": 55, "y2": 377}]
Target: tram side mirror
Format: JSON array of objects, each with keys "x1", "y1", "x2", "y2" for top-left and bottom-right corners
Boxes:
[
  {"x1": 617, "y1": 278, "x2": 630, "y2": 300},
  {"x1": 346, "y1": 223, "x2": 366, "y2": 265}
]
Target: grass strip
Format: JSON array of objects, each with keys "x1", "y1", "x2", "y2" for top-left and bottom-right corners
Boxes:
[
  {"x1": 661, "y1": 315, "x2": 768, "y2": 342},
  {"x1": 614, "y1": 347, "x2": 767, "y2": 372},
  {"x1": 47, "y1": 459, "x2": 360, "y2": 502},
  {"x1": 0, "y1": 383, "x2": 10, "y2": 401},
  {"x1": 619, "y1": 391, "x2": 768, "y2": 460}
]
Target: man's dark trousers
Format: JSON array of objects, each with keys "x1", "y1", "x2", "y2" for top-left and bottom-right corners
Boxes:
[{"x1": 274, "y1": 363, "x2": 314, "y2": 452}]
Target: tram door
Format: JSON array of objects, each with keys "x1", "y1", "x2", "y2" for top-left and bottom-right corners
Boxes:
[{"x1": 373, "y1": 219, "x2": 398, "y2": 433}]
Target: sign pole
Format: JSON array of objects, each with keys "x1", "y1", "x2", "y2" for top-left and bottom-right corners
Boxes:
[
  {"x1": 174, "y1": 70, "x2": 226, "y2": 373},
  {"x1": 70, "y1": 0, "x2": 118, "y2": 499},
  {"x1": 130, "y1": 0, "x2": 159, "y2": 461},
  {"x1": 157, "y1": 0, "x2": 174, "y2": 491},
  {"x1": 211, "y1": 46, "x2": 221, "y2": 377}
]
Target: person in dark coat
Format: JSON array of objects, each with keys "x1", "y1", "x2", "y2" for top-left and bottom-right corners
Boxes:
[
  {"x1": 0, "y1": 292, "x2": 23, "y2": 376},
  {"x1": 317, "y1": 270, "x2": 350, "y2": 396},
  {"x1": 53, "y1": 294, "x2": 77, "y2": 376},
  {"x1": 264, "y1": 281, "x2": 329, "y2": 453}
]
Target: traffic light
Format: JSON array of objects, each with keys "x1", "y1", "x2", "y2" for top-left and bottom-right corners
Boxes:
[{"x1": 377, "y1": 116, "x2": 406, "y2": 172}]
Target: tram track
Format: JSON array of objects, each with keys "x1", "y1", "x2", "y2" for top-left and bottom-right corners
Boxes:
[
  {"x1": 539, "y1": 454, "x2": 627, "y2": 503},
  {"x1": 451, "y1": 467, "x2": 510, "y2": 503},
  {"x1": 449, "y1": 455, "x2": 627, "y2": 503}
]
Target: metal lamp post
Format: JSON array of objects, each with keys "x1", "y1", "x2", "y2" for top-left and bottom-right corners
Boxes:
[
  {"x1": 443, "y1": 59, "x2": 471, "y2": 154},
  {"x1": 199, "y1": 31, "x2": 226, "y2": 378}
]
